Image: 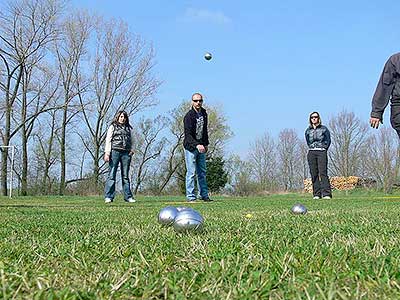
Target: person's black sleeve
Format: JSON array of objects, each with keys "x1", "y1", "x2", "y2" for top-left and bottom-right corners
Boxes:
[
  {"x1": 324, "y1": 127, "x2": 331, "y2": 150},
  {"x1": 203, "y1": 112, "x2": 209, "y2": 146},
  {"x1": 305, "y1": 128, "x2": 310, "y2": 147},
  {"x1": 184, "y1": 113, "x2": 199, "y2": 150},
  {"x1": 371, "y1": 57, "x2": 396, "y2": 121}
]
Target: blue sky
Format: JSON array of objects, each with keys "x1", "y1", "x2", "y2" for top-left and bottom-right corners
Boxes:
[{"x1": 72, "y1": 0, "x2": 400, "y2": 156}]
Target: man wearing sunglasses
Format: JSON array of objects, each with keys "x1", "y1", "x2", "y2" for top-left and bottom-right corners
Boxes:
[
  {"x1": 183, "y1": 93, "x2": 212, "y2": 202},
  {"x1": 370, "y1": 52, "x2": 400, "y2": 138}
]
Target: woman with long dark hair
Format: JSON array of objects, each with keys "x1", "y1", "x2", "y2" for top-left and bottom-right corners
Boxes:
[
  {"x1": 104, "y1": 110, "x2": 135, "y2": 203},
  {"x1": 305, "y1": 112, "x2": 332, "y2": 199}
]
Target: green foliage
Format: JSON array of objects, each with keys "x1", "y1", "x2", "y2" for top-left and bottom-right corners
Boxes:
[
  {"x1": 206, "y1": 155, "x2": 228, "y2": 193},
  {"x1": 1, "y1": 193, "x2": 400, "y2": 299}
]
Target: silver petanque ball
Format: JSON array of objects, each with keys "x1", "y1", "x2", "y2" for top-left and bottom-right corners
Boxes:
[
  {"x1": 158, "y1": 206, "x2": 179, "y2": 226},
  {"x1": 204, "y1": 52, "x2": 212, "y2": 61},
  {"x1": 176, "y1": 206, "x2": 194, "y2": 212},
  {"x1": 173, "y1": 209, "x2": 204, "y2": 233},
  {"x1": 291, "y1": 203, "x2": 308, "y2": 215}
]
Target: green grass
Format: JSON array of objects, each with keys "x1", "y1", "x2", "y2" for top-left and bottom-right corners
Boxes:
[{"x1": 1, "y1": 193, "x2": 400, "y2": 299}]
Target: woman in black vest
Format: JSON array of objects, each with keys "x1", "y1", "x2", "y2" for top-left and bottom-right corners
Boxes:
[
  {"x1": 305, "y1": 112, "x2": 332, "y2": 199},
  {"x1": 104, "y1": 111, "x2": 135, "y2": 203}
]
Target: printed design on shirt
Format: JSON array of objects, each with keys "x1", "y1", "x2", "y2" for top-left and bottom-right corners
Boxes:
[{"x1": 196, "y1": 115, "x2": 204, "y2": 140}]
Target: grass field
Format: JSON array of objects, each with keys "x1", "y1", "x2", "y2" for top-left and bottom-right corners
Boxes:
[{"x1": 1, "y1": 192, "x2": 400, "y2": 299}]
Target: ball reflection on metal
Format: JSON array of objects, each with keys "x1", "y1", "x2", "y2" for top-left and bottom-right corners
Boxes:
[
  {"x1": 173, "y1": 209, "x2": 204, "y2": 233},
  {"x1": 176, "y1": 206, "x2": 194, "y2": 212},
  {"x1": 158, "y1": 206, "x2": 179, "y2": 226},
  {"x1": 291, "y1": 203, "x2": 308, "y2": 215}
]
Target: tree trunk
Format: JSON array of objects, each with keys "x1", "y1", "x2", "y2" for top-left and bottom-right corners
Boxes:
[
  {"x1": 93, "y1": 154, "x2": 100, "y2": 191},
  {"x1": 21, "y1": 129, "x2": 28, "y2": 196},
  {"x1": 1, "y1": 148, "x2": 8, "y2": 196},
  {"x1": 20, "y1": 75, "x2": 28, "y2": 196},
  {"x1": 1, "y1": 105, "x2": 12, "y2": 196},
  {"x1": 59, "y1": 106, "x2": 67, "y2": 195}
]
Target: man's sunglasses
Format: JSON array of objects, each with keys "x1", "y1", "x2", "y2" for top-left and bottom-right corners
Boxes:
[{"x1": 192, "y1": 99, "x2": 203, "y2": 103}]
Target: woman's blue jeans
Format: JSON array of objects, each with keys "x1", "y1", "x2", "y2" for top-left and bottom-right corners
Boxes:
[
  {"x1": 104, "y1": 150, "x2": 133, "y2": 200},
  {"x1": 184, "y1": 149, "x2": 209, "y2": 201}
]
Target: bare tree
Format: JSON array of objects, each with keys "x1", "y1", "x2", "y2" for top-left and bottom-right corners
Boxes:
[
  {"x1": 224, "y1": 154, "x2": 255, "y2": 196},
  {"x1": 299, "y1": 142, "x2": 309, "y2": 186},
  {"x1": 131, "y1": 116, "x2": 166, "y2": 194},
  {"x1": 277, "y1": 128, "x2": 302, "y2": 191},
  {"x1": 32, "y1": 110, "x2": 60, "y2": 194},
  {"x1": 328, "y1": 110, "x2": 369, "y2": 177},
  {"x1": 77, "y1": 18, "x2": 161, "y2": 189},
  {"x1": 18, "y1": 61, "x2": 59, "y2": 195},
  {"x1": 363, "y1": 128, "x2": 400, "y2": 193},
  {"x1": 0, "y1": 0, "x2": 63, "y2": 195},
  {"x1": 248, "y1": 132, "x2": 277, "y2": 191},
  {"x1": 54, "y1": 11, "x2": 92, "y2": 195},
  {"x1": 206, "y1": 105, "x2": 233, "y2": 157},
  {"x1": 156, "y1": 104, "x2": 186, "y2": 194}
]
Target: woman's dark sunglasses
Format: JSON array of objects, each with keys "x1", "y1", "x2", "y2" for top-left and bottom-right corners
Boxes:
[{"x1": 311, "y1": 116, "x2": 319, "y2": 119}]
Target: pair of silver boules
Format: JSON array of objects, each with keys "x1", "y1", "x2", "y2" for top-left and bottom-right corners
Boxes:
[{"x1": 158, "y1": 206, "x2": 204, "y2": 233}]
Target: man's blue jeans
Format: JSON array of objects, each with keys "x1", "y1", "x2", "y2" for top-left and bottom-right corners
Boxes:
[
  {"x1": 104, "y1": 150, "x2": 133, "y2": 200},
  {"x1": 184, "y1": 149, "x2": 209, "y2": 201}
]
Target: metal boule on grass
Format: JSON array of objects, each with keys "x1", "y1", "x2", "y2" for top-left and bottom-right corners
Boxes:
[
  {"x1": 173, "y1": 209, "x2": 204, "y2": 233},
  {"x1": 291, "y1": 203, "x2": 308, "y2": 215},
  {"x1": 158, "y1": 206, "x2": 179, "y2": 226}
]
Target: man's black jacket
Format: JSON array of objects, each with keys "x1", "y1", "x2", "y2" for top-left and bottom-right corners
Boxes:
[{"x1": 183, "y1": 107, "x2": 209, "y2": 152}]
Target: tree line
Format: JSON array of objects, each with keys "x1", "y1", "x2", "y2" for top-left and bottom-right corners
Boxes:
[
  {"x1": 226, "y1": 111, "x2": 400, "y2": 195},
  {"x1": 0, "y1": 0, "x2": 162, "y2": 196}
]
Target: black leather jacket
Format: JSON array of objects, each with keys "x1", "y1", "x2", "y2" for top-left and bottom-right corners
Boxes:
[
  {"x1": 305, "y1": 125, "x2": 331, "y2": 150},
  {"x1": 183, "y1": 107, "x2": 209, "y2": 151}
]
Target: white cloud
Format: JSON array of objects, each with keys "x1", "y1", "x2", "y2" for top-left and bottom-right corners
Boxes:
[{"x1": 180, "y1": 8, "x2": 232, "y2": 25}]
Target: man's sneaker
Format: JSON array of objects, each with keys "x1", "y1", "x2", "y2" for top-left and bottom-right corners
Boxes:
[
  {"x1": 322, "y1": 196, "x2": 332, "y2": 200},
  {"x1": 201, "y1": 197, "x2": 213, "y2": 202},
  {"x1": 104, "y1": 198, "x2": 113, "y2": 203},
  {"x1": 313, "y1": 196, "x2": 321, "y2": 200},
  {"x1": 125, "y1": 197, "x2": 136, "y2": 203}
]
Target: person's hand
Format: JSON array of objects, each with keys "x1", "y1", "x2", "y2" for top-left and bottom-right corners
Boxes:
[
  {"x1": 196, "y1": 145, "x2": 206, "y2": 153},
  {"x1": 129, "y1": 150, "x2": 134, "y2": 156},
  {"x1": 104, "y1": 153, "x2": 110, "y2": 162},
  {"x1": 370, "y1": 117, "x2": 381, "y2": 129}
]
